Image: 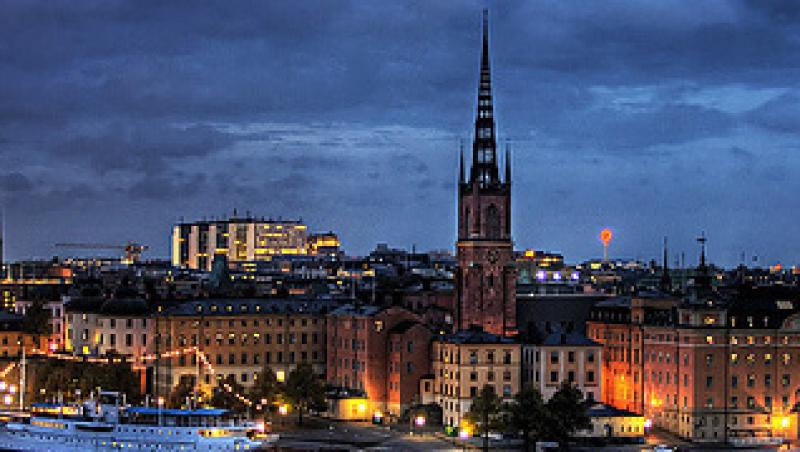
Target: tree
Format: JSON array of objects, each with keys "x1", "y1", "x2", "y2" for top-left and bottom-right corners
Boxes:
[
  {"x1": 249, "y1": 365, "x2": 280, "y2": 416},
  {"x1": 506, "y1": 385, "x2": 547, "y2": 452},
  {"x1": 210, "y1": 375, "x2": 249, "y2": 412},
  {"x1": 465, "y1": 385, "x2": 505, "y2": 452},
  {"x1": 543, "y1": 382, "x2": 592, "y2": 447},
  {"x1": 167, "y1": 377, "x2": 195, "y2": 408},
  {"x1": 284, "y1": 363, "x2": 325, "y2": 426},
  {"x1": 22, "y1": 299, "x2": 50, "y2": 339}
]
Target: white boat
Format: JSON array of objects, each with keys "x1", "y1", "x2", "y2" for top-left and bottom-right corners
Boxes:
[{"x1": 0, "y1": 391, "x2": 277, "y2": 451}]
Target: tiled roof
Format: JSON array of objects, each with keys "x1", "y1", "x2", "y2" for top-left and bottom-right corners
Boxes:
[
  {"x1": 541, "y1": 332, "x2": 600, "y2": 347},
  {"x1": 161, "y1": 298, "x2": 335, "y2": 316},
  {"x1": 438, "y1": 327, "x2": 516, "y2": 344}
]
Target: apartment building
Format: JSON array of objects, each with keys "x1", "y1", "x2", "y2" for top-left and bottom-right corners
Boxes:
[{"x1": 432, "y1": 327, "x2": 522, "y2": 428}]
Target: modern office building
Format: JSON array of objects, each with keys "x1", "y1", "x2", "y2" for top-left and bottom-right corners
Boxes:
[{"x1": 172, "y1": 215, "x2": 339, "y2": 271}]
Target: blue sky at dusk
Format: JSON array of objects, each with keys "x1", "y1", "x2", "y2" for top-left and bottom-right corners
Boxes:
[{"x1": 1, "y1": 1, "x2": 800, "y2": 266}]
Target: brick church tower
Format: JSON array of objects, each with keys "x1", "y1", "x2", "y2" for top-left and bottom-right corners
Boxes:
[{"x1": 455, "y1": 10, "x2": 517, "y2": 337}]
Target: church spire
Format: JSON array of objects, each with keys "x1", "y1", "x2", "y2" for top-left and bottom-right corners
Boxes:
[{"x1": 469, "y1": 9, "x2": 499, "y2": 187}]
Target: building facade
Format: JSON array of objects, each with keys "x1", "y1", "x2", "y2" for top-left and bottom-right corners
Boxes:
[
  {"x1": 455, "y1": 10, "x2": 516, "y2": 337},
  {"x1": 154, "y1": 298, "x2": 330, "y2": 397},
  {"x1": 172, "y1": 216, "x2": 338, "y2": 271},
  {"x1": 432, "y1": 327, "x2": 521, "y2": 428},
  {"x1": 326, "y1": 305, "x2": 432, "y2": 418},
  {"x1": 522, "y1": 332, "x2": 603, "y2": 402},
  {"x1": 588, "y1": 283, "x2": 800, "y2": 446}
]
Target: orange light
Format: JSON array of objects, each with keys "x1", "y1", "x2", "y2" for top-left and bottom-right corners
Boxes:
[{"x1": 600, "y1": 229, "x2": 613, "y2": 246}]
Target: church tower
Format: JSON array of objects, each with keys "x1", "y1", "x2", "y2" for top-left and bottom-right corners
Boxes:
[{"x1": 455, "y1": 10, "x2": 517, "y2": 336}]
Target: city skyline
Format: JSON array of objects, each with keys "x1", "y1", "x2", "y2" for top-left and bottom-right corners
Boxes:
[{"x1": 2, "y1": 1, "x2": 800, "y2": 266}]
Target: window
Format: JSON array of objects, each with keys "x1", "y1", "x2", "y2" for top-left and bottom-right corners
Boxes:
[
  {"x1": 550, "y1": 352, "x2": 559, "y2": 364},
  {"x1": 587, "y1": 351, "x2": 595, "y2": 362},
  {"x1": 587, "y1": 371, "x2": 595, "y2": 383},
  {"x1": 125, "y1": 334, "x2": 132, "y2": 347},
  {"x1": 568, "y1": 351, "x2": 575, "y2": 363},
  {"x1": 550, "y1": 371, "x2": 558, "y2": 383},
  {"x1": 706, "y1": 376, "x2": 713, "y2": 388}
]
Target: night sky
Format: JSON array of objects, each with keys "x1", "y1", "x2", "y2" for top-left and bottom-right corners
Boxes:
[{"x1": 2, "y1": 1, "x2": 800, "y2": 266}]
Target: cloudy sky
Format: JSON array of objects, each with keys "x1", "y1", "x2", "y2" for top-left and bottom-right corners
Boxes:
[{"x1": 1, "y1": 0, "x2": 799, "y2": 266}]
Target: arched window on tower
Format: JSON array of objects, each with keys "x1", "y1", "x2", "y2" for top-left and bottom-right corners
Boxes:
[
  {"x1": 486, "y1": 204, "x2": 500, "y2": 239},
  {"x1": 464, "y1": 208, "x2": 471, "y2": 237}
]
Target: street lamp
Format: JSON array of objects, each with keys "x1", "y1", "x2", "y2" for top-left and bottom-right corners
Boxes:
[{"x1": 157, "y1": 396, "x2": 165, "y2": 426}]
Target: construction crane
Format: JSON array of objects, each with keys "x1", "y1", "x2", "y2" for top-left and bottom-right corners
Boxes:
[{"x1": 54, "y1": 241, "x2": 149, "y2": 264}]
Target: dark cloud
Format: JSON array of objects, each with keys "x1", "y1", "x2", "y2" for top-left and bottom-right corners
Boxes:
[
  {"x1": 745, "y1": 93, "x2": 800, "y2": 135},
  {"x1": 2, "y1": 1, "x2": 800, "y2": 265},
  {"x1": 0, "y1": 172, "x2": 33, "y2": 193}
]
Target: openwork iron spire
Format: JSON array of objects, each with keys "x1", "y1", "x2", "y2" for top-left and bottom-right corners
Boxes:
[{"x1": 469, "y1": 9, "x2": 499, "y2": 186}]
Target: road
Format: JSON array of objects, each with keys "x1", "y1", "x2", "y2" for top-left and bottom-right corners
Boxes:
[{"x1": 275, "y1": 420, "x2": 461, "y2": 451}]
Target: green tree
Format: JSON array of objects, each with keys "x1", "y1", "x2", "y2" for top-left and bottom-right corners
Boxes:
[
  {"x1": 284, "y1": 363, "x2": 325, "y2": 426},
  {"x1": 168, "y1": 377, "x2": 195, "y2": 408},
  {"x1": 22, "y1": 299, "x2": 50, "y2": 339},
  {"x1": 543, "y1": 382, "x2": 592, "y2": 446},
  {"x1": 465, "y1": 385, "x2": 505, "y2": 452},
  {"x1": 506, "y1": 385, "x2": 547, "y2": 452},
  {"x1": 248, "y1": 365, "x2": 280, "y2": 416}
]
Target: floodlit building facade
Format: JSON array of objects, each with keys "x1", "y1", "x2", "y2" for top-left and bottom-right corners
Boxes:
[
  {"x1": 432, "y1": 327, "x2": 521, "y2": 428},
  {"x1": 172, "y1": 216, "x2": 339, "y2": 271}
]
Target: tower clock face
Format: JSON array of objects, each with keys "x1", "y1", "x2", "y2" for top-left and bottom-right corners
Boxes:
[{"x1": 488, "y1": 250, "x2": 499, "y2": 263}]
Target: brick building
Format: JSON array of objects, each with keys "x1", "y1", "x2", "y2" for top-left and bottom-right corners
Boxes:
[
  {"x1": 588, "y1": 272, "x2": 800, "y2": 445},
  {"x1": 326, "y1": 304, "x2": 432, "y2": 417},
  {"x1": 455, "y1": 10, "x2": 517, "y2": 337}
]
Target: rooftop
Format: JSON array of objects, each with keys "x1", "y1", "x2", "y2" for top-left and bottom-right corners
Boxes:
[
  {"x1": 161, "y1": 298, "x2": 336, "y2": 316},
  {"x1": 438, "y1": 326, "x2": 516, "y2": 345},
  {"x1": 541, "y1": 332, "x2": 600, "y2": 347}
]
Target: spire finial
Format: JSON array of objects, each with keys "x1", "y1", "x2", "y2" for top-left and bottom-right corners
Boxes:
[{"x1": 697, "y1": 231, "x2": 707, "y2": 268}]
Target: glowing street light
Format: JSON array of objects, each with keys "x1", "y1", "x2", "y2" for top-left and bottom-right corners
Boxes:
[
  {"x1": 3, "y1": 394, "x2": 12, "y2": 405},
  {"x1": 600, "y1": 228, "x2": 613, "y2": 262},
  {"x1": 415, "y1": 415, "x2": 426, "y2": 427},
  {"x1": 278, "y1": 404, "x2": 289, "y2": 416}
]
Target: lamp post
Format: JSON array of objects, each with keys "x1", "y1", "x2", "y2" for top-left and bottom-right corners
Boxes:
[{"x1": 157, "y1": 396, "x2": 165, "y2": 426}]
